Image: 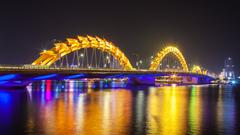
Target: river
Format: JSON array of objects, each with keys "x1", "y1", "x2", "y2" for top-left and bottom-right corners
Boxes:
[{"x1": 0, "y1": 80, "x2": 239, "y2": 135}]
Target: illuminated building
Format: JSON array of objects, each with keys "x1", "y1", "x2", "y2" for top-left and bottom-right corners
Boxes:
[{"x1": 221, "y1": 57, "x2": 236, "y2": 84}]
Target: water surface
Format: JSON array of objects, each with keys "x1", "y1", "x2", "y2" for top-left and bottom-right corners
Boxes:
[{"x1": 0, "y1": 81, "x2": 240, "y2": 135}]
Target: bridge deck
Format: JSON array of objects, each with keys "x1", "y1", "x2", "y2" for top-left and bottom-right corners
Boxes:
[
  {"x1": 0, "y1": 67, "x2": 215, "y2": 88},
  {"x1": 0, "y1": 67, "x2": 214, "y2": 78}
]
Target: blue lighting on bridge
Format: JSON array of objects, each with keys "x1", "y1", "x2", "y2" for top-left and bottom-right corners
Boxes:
[
  {"x1": 0, "y1": 81, "x2": 7, "y2": 85},
  {"x1": 0, "y1": 81, "x2": 24, "y2": 87},
  {"x1": 0, "y1": 74, "x2": 17, "y2": 81},
  {"x1": 107, "y1": 74, "x2": 124, "y2": 78},
  {"x1": 0, "y1": 92, "x2": 10, "y2": 102},
  {"x1": 64, "y1": 74, "x2": 84, "y2": 79},
  {"x1": 33, "y1": 74, "x2": 57, "y2": 80}
]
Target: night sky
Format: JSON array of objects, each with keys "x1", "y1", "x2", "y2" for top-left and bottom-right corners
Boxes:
[{"x1": 0, "y1": 1, "x2": 239, "y2": 74}]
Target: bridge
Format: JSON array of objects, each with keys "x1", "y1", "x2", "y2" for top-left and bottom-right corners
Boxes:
[{"x1": 0, "y1": 35, "x2": 216, "y2": 88}]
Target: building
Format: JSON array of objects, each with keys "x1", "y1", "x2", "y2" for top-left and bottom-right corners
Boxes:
[{"x1": 220, "y1": 57, "x2": 236, "y2": 84}]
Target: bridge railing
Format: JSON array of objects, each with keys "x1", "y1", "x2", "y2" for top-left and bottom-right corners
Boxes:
[{"x1": 0, "y1": 65, "x2": 129, "y2": 71}]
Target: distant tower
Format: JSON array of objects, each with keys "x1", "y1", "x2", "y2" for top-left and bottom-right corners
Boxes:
[{"x1": 223, "y1": 57, "x2": 235, "y2": 80}]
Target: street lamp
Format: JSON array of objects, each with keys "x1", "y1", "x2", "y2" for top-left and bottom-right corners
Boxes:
[
  {"x1": 138, "y1": 60, "x2": 143, "y2": 69},
  {"x1": 80, "y1": 53, "x2": 84, "y2": 57},
  {"x1": 136, "y1": 62, "x2": 139, "y2": 69}
]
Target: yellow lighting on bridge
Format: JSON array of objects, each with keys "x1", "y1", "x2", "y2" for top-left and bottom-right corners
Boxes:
[
  {"x1": 192, "y1": 65, "x2": 206, "y2": 74},
  {"x1": 32, "y1": 36, "x2": 133, "y2": 70},
  {"x1": 149, "y1": 46, "x2": 189, "y2": 72},
  {"x1": 192, "y1": 65, "x2": 202, "y2": 73},
  {"x1": 31, "y1": 37, "x2": 210, "y2": 75}
]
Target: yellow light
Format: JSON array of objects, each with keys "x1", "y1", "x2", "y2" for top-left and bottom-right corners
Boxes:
[
  {"x1": 149, "y1": 46, "x2": 189, "y2": 72},
  {"x1": 192, "y1": 65, "x2": 202, "y2": 74},
  {"x1": 32, "y1": 36, "x2": 133, "y2": 70},
  {"x1": 171, "y1": 74, "x2": 177, "y2": 78}
]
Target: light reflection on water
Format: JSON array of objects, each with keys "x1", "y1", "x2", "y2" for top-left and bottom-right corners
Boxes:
[{"x1": 0, "y1": 81, "x2": 240, "y2": 135}]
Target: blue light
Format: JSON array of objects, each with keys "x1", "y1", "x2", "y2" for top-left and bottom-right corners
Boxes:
[
  {"x1": 41, "y1": 80, "x2": 45, "y2": 91},
  {"x1": 0, "y1": 81, "x2": 7, "y2": 85},
  {"x1": 14, "y1": 81, "x2": 22, "y2": 84},
  {"x1": 0, "y1": 74, "x2": 17, "y2": 81},
  {"x1": 33, "y1": 74, "x2": 57, "y2": 80},
  {"x1": 107, "y1": 74, "x2": 124, "y2": 78},
  {"x1": 0, "y1": 81, "x2": 26, "y2": 87},
  {"x1": 65, "y1": 74, "x2": 84, "y2": 79},
  {"x1": 78, "y1": 82, "x2": 83, "y2": 88},
  {"x1": 0, "y1": 92, "x2": 11, "y2": 104},
  {"x1": 232, "y1": 80, "x2": 236, "y2": 84},
  {"x1": 99, "y1": 81, "x2": 103, "y2": 88}
]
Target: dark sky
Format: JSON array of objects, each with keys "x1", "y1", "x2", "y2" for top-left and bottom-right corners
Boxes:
[{"x1": 0, "y1": 1, "x2": 239, "y2": 74}]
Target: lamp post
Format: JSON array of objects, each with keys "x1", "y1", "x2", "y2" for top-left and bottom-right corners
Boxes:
[
  {"x1": 80, "y1": 53, "x2": 84, "y2": 68},
  {"x1": 132, "y1": 53, "x2": 140, "y2": 69},
  {"x1": 139, "y1": 60, "x2": 143, "y2": 69}
]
